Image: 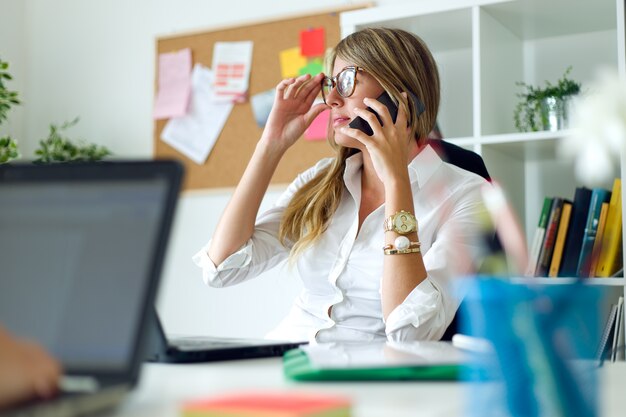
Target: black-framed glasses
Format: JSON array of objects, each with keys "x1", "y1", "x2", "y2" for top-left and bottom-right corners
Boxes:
[{"x1": 321, "y1": 66, "x2": 363, "y2": 105}]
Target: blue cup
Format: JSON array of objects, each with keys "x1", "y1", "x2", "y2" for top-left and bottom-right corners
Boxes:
[{"x1": 459, "y1": 277, "x2": 604, "y2": 417}]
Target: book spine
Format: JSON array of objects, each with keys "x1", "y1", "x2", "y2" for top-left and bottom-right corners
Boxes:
[
  {"x1": 526, "y1": 197, "x2": 553, "y2": 276},
  {"x1": 596, "y1": 178, "x2": 623, "y2": 277},
  {"x1": 549, "y1": 201, "x2": 572, "y2": 277},
  {"x1": 576, "y1": 189, "x2": 610, "y2": 278},
  {"x1": 536, "y1": 197, "x2": 563, "y2": 277},
  {"x1": 589, "y1": 202, "x2": 609, "y2": 277},
  {"x1": 559, "y1": 187, "x2": 592, "y2": 277}
]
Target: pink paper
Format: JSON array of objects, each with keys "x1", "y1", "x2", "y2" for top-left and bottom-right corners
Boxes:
[
  {"x1": 153, "y1": 48, "x2": 192, "y2": 119},
  {"x1": 305, "y1": 109, "x2": 329, "y2": 140}
]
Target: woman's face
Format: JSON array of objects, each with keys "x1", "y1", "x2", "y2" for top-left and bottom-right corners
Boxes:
[{"x1": 326, "y1": 57, "x2": 385, "y2": 150}]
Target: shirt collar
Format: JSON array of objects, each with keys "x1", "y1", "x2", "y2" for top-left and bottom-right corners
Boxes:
[{"x1": 408, "y1": 144, "x2": 443, "y2": 188}]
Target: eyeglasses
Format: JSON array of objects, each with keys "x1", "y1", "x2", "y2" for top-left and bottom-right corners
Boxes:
[{"x1": 321, "y1": 66, "x2": 363, "y2": 105}]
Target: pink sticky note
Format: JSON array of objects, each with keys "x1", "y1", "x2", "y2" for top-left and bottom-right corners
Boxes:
[
  {"x1": 305, "y1": 109, "x2": 329, "y2": 140},
  {"x1": 300, "y1": 28, "x2": 325, "y2": 57},
  {"x1": 153, "y1": 48, "x2": 192, "y2": 120}
]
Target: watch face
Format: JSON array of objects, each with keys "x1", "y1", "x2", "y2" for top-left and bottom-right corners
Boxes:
[{"x1": 393, "y1": 212, "x2": 416, "y2": 234}]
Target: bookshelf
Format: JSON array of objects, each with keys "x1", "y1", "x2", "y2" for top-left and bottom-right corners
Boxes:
[{"x1": 341, "y1": 0, "x2": 626, "y2": 353}]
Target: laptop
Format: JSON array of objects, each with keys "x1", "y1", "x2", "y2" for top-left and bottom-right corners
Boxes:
[
  {"x1": 0, "y1": 160, "x2": 183, "y2": 417},
  {"x1": 145, "y1": 308, "x2": 306, "y2": 363}
]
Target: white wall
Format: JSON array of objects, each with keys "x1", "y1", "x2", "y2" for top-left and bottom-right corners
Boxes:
[
  {"x1": 0, "y1": 0, "x2": 410, "y2": 338},
  {"x1": 0, "y1": 0, "x2": 25, "y2": 146}
]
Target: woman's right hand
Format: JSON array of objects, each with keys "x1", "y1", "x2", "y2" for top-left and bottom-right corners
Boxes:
[{"x1": 260, "y1": 73, "x2": 328, "y2": 153}]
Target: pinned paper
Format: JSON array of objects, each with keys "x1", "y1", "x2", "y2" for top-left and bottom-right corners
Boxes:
[
  {"x1": 211, "y1": 41, "x2": 253, "y2": 103},
  {"x1": 161, "y1": 64, "x2": 233, "y2": 165},
  {"x1": 298, "y1": 58, "x2": 324, "y2": 77},
  {"x1": 300, "y1": 27, "x2": 325, "y2": 57},
  {"x1": 153, "y1": 48, "x2": 192, "y2": 120},
  {"x1": 305, "y1": 109, "x2": 329, "y2": 141},
  {"x1": 250, "y1": 88, "x2": 275, "y2": 128},
  {"x1": 279, "y1": 47, "x2": 307, "y2": 79}
]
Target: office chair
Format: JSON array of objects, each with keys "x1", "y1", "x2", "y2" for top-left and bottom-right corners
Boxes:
[{"x1": 426, "y1": 139, "x2": 493, "y2": 341}]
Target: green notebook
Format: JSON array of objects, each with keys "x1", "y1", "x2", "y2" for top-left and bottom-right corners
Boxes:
[{"x1": 283, "y1": 341, "x2": 463, "y2": 381}]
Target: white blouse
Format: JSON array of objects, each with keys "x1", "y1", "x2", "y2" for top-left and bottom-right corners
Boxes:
[{"x1": 193, "y1": 145, "x2": 489, "y2": 343}]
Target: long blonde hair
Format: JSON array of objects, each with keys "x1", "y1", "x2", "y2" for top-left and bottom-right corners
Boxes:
[{"x1": 279, "y1": 28, "x2": 440, "y2": 260}]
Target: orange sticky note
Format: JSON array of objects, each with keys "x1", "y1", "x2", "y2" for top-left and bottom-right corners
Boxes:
[
  {"x1": 305, "y1": 109, "x2": 329, "y2": 141},
  {"x1": 182, "y1": 391, "x2": 351, "y2": 417},
  {"x1": 300, "y1": 28, "x2": 325, "y2": 57}
]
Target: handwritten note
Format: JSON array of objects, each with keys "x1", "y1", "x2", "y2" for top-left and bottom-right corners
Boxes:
[
  {"x1": 211, "y1": 41, "x2": 253, "y2": 103},
  {"x1": 161, "y1": 64, "x2": 233, "y2": 165},
  {"x1": 153, "y1": 48, "x2": 192, "y2": 120}
]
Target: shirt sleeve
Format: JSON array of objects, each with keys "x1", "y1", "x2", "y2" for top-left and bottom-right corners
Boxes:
[
  {"x1": 384, "y1": 177, "x2": 489, "y2": 342},
  {"x1": 192, "y1": 158, "x2": 334, "y2": 288}
]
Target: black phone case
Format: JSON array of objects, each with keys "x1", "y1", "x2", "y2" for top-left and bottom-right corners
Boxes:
[{"x1": 348, "y1": 91, "x2": 425, "y2": 136}]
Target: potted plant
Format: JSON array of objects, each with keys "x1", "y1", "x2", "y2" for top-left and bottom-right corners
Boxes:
[
  {"x1": 1, "y1": 57, "x2": 111, "y2": 164},
  {"x1": 513, "y1": 67, "x2": 581, "y2": 132},
  {"x1": 34, "y1": 117, "x2": 111, "y2": 163},
  {"x1": 0, "y1": 57, "x2": 21, "y2": 163}
]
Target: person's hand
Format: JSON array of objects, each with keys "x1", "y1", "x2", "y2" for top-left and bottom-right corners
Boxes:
[
  {"x1": 260, "y1": 73, "x2": 328, "y2": 154},
  {"x1": 340, "y1": 92, "x2": 414, "y2": 185},
  {"x1": 0, "y1": 326, "x2": 61, "y2": 409}
]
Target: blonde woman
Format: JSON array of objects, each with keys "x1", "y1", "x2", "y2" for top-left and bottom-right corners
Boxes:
[{"x1": 194, "y1": 28, "x2": 489, "y2": 343}]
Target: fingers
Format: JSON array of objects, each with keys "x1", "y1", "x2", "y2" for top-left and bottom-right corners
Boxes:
[
  {"x1": 21, "y1": 340, "x2": 61, "y2": 399},
  {"x1": 276, "y1": 73, "x2": 324, "y2": 101},
  {"x1": 395, "y1": 92, "x2": 409, "y2": 129},
  {"x1": 362, "y1": 97, "x2": 392, "y2": 130},
  {"x1": 275, "y1": 77, "x2": 296, "y2": 100},
  {"x1": 340, "y1": 125, "x2": 373, "y2": 147}
]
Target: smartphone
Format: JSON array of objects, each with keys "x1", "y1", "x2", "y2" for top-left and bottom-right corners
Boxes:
[{"x1": 348, "y1": 91, "x2": 425, "y2": 136}]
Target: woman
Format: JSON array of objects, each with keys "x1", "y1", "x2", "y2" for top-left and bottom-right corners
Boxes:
[{"x1": 194, "y1": 28, "x2": 489, "y2": 343}]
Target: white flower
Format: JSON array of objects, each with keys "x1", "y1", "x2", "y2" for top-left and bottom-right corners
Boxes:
[{"x1": 559, "y1": 68, "x2": 626, "y2": 187}]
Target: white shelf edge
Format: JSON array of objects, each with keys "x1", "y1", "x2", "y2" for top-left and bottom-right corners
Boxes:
[
  {"x1": 510, "y1": 277, "x2": 626, "y2": 286},
  {"x1": 340, "y1": 0, "x2": 510, "y2": 32},
  {"x1": 446, "y1": 129, "x2": 572, "y2": 146}
]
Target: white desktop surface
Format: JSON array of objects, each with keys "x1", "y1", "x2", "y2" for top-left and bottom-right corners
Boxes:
[{"x1": 112, "y1": 359, "x2": 626, "y2": 417}]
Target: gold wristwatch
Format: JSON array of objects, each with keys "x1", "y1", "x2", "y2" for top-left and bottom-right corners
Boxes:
[{"x1": 384, "y1": 210, "x2": 418, "y2": 235}]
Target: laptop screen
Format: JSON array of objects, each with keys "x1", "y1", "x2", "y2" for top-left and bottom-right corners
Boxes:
[{"x1": 0, "y1": 162, "x2": 181, "y2": 373}]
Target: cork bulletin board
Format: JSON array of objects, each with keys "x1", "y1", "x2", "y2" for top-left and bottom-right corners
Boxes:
[{"x1": 154, "y1": 5, "x2": 368, "y2": 191}]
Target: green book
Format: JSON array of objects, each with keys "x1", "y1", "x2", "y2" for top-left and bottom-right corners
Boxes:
[{"x1": 526, "y1": 197, "x2": 553, "y2": 276}]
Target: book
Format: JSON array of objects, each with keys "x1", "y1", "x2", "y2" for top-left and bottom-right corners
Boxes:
[
  {"x1": 548, "y1": 200, "x2": 572, "y2": 277},
  {"x1": 595, "y1": 178, "x2": 623, "y2": 277},
  {"x1": 596, "y1": 304, "x2": 618, "y2": 364},
  {"x1": 526, "y1": 197, "x2": 552, "y2": 276},
  {"x1": 182, "y1": 391, "x2": 351, "y2": 417},
  {"x1": 535, "y1": 197, "x2": 563, "y2": 277},
  {"x1": 283, "y1": 342, "x2": 463, "y2": 381},
  {"x1": 576, "y1": 188, "x2": 611, "y2": 277},
  {"x1": 615, "y1": 297, "x2": 626, "y2": 361},
  {"x1": 589, "y1": 202, "x2": 609, "y2": 276},
  {"x1": 611, "y1": 296, "x2": 624, "y2": 362},
  {"x1": 559, "y1": 187, "x2": 592, "y2": 277}
]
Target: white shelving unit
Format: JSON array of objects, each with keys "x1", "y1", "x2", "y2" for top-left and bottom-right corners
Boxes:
[{"x1": 341, "y1": 0, "x2": 626, "y2": 344}]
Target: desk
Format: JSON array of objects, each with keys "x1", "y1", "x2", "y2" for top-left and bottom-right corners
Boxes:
[{"x1": 112, "y1": 359, "x2": 626, "y2": 417}]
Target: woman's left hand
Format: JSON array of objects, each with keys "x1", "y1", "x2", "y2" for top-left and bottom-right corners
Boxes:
[{"x1": 340, "y1": 93, "x2": 413, "y2": 185}]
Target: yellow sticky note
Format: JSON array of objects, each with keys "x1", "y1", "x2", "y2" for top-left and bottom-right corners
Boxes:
[{"x1": 279, "y1": 47, "x2": 307, "y2": 79}]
